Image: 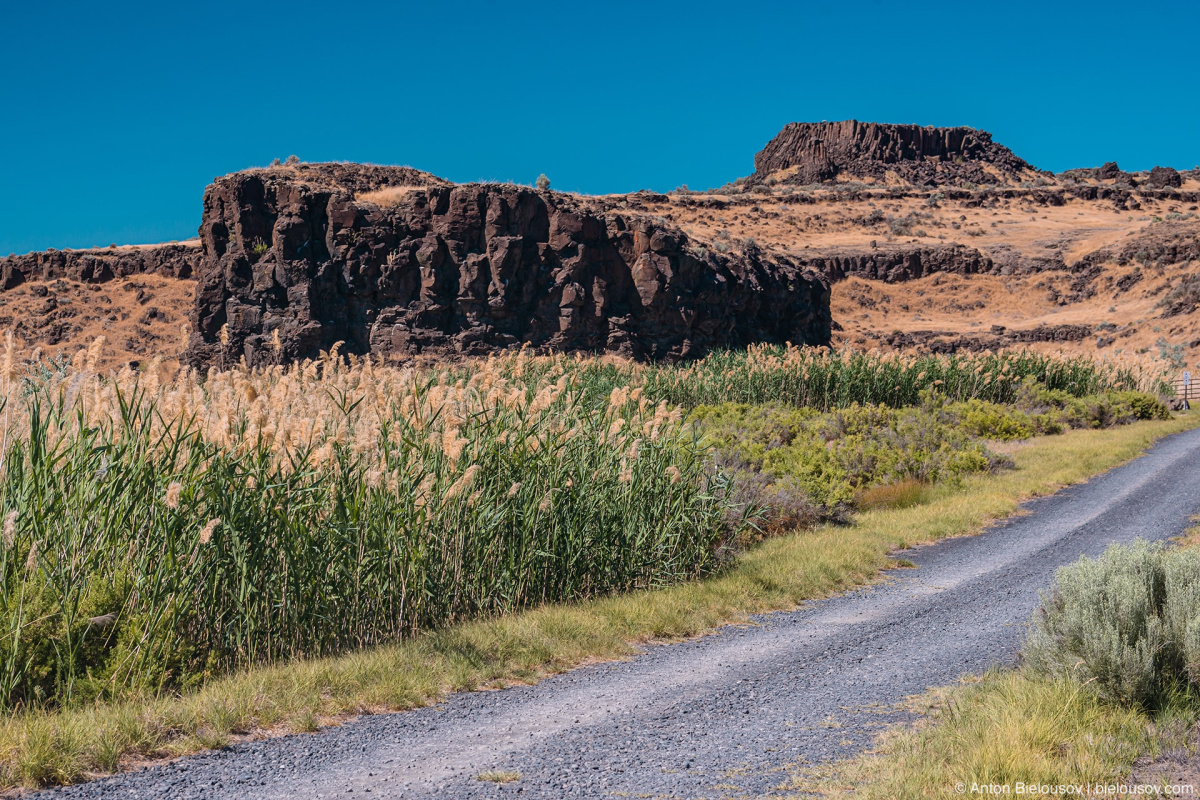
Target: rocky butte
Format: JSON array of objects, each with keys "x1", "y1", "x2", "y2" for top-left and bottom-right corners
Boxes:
[
  {"x1": 183, "y1": 163, "x2": 831, "y2": 368},
  {"x1": 751, "y1": 120, "x2": 1041, "y2": 186}
]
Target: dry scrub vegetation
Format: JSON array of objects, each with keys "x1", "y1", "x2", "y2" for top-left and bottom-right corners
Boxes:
[{"x1": 0, "y1": 335, "x2": 1182, "y2": 788}]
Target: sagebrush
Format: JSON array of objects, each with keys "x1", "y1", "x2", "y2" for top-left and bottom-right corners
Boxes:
[{"x1": 1024, "y1": 540, "x2": 1200, "y2": 709}]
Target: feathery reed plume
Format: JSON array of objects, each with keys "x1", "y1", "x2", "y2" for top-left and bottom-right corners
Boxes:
[
  {"x1": 2, "y1": 510, "x2": 15, "y2": 549},
  {"x1": 199, "y1": 519, "x2": 220, "y2": 544},
  {"x1": 164, "y1": 482, "x2": 182, "y2": 510},
  {"x1": 444, "y1": 465, "x2": 480, "y2": 501}
]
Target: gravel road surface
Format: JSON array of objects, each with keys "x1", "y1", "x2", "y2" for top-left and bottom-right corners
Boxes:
[{"x1": 42, "y1": 426, "x2": 1200, "y2": 799}]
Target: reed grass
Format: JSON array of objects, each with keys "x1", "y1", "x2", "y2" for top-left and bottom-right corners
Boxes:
[
  {"x1": 461, "y1": 344, "x2": 1168, "y2": 411},
  {"x1": 0, "y1": 412, "x2": 1192, "y2": 790},
  {"x1": 0, "y1": 343, "x2": 736, "y2": 710}
]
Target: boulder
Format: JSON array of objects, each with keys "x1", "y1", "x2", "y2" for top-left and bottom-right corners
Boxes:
[{"x1": 1147, "y1": 166, "x2": 1183, "y2": 189}]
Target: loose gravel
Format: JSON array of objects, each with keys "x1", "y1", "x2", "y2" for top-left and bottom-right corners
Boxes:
[{"x1": 39, "y1": 426, "x2": 1200, "y2": 799}]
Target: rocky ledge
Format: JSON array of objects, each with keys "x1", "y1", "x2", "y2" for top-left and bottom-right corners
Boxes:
[
  {"x1": 0, "y1": 243, "x2": 201, "y2": 289},
  {"x1": 184, "y1": 165, "x2": 831, "y2": 368}
]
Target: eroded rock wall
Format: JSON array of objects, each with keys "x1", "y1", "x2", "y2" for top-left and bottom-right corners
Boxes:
[
  {"x1": 184, "y1": 169, "x2": 831, "y2": 367},
  {"x1": 0, "y1": 244, "x2": 200, "y2": 290},
  {"x1": 753, "y1": 121, "x2": 1038, "y2": 186}
]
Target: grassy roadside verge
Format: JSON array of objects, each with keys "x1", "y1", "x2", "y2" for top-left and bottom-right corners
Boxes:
[
  {"x1": 782, "y1": 417, "x2": 1200, "y2": 800},
  {"x1": 780, "y1": 669, "x2": 1186, "y2": 799},
  {"x1": 3, "y1": 414, "x2": 1197, "y2": 789}
]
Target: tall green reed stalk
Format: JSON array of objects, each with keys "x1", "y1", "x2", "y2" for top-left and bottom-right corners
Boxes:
[
  {"x1": 467, "y1": 345, "x2": 1166, "y2": 411},
  {"x1": 0, "y1": 366, "x2": 735, "y2": 711}
]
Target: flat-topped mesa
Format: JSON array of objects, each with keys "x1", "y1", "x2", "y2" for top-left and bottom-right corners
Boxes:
[
  {"x1": 184, "y1": 163, "x2": 830, "y2": 368},
  {"x1": 752, "y1": 121, "x2": 1040, "y2": 187}
]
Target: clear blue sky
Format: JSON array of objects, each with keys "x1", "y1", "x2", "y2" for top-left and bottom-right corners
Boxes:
[{"x1": 2, "y1": 1, "x2": 1198, "y2": 256}]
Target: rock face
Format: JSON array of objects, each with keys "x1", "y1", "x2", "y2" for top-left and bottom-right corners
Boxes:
[
  {"x1": 752, "y1": 121, "x2": 1037, "y2": 186},
  {"x1": 1148, "y1": 166, "x2": 1183, "y2": 189},
  {"x1": 885, "y1": 324, "x2": 1094, "y2": 353},
  {"x1": 1076, "y1": 220, "x2": 1200, "y2": 269},
  {"x1": 0, "y1": 244, "x2": 201, "y2": 290},
  {"x1": 184, "y1": 166, "x2": 830, "y2": 368},
  {"x1": 799, "y1": 245, "x2": 992, "y2": 283}
]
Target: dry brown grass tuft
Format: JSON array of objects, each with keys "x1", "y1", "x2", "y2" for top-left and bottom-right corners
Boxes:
[{"x1": 356, "y1": 186, "x2": 427, "y2": 207}]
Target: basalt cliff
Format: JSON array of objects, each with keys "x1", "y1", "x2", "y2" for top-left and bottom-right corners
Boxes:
[
  {"x1": 3, "y1": 120, "x2": 1197, "y2": 370},
  {"x1": 751, "y1": 120, "x2": 1040, "y2": 186},
  {"x1": 183, "y1": 164, "x2": 831, "y2": 368}
]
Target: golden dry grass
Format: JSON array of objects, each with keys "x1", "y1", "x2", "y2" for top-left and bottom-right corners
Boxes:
[
  {"x1": 782, "y1": 671, "x2": 1171, "y2": 799},
  {"x1": 355, "y1": 186, "x2": 428, "y2": 206},
  {"x1": 0, "y1": 276, "x2": 195, "y2": 372}
]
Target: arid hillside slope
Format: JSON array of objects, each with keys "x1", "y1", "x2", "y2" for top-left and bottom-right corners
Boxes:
[
  {"x1": 649, "y1": 178, "x2": 1200, "y2": 362},
  {"x1": 2, "y1": 123, "x2": 1198, "y2": 371}
]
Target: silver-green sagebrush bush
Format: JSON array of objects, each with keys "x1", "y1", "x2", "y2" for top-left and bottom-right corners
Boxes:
[{"x1": 1024, "y1": 540, "x2": 1200, "y2": 708}]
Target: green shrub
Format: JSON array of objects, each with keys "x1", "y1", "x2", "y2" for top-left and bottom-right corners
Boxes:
[
  {"x1": 692, "y1": 402, "x2": 1006, "y2": 513},
  {"x1": 1114, "y1": 391, "x2": 1173, "y2": 421},
  {"x1": 1023, "y1": 541, "x2": 1200, "y2": 709},
  {"x1": 950, "y1": 399, "x2": 1036, "y2": 441}
]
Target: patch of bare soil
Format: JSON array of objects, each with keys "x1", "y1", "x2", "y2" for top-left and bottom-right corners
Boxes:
[
  {"x1": 0, "y1": 275, "x2": 195, "y2": 371},
  {"x1": 1128, "y1": 723, "x2": 1200, "y2": 791}
]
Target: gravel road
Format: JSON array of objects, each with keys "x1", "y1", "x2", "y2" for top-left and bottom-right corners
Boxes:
[{"x1": 42, "y1": 426, "x2": 1200, "y2": 799}]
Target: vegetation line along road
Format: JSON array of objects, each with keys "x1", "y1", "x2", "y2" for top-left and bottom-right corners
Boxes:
[{"x1": 13, "y1": 409, "x2": 1197, "y2": 791}]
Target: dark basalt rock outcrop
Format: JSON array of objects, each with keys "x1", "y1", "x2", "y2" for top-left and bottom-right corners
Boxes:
[
  {"x1": 1147, "y1": 166, "x2": 1183, "y2": 189},
  {"x1": 184, "y1": 167, "x2": 830, "y2": 368},
  {"x1": 885, "y1": 324, "x2": 1094, "y2": 353},
  {"x1": 751, "y1": 121, "x2": 1038, "y2": 187},
  {"x1": 0, "y1": 244, "x2": 201, "y2": 290},
  {"x1": 1076, "y1": 220, "x2": 1200, "y2": 270},
  {"x1": 274, "y1": 162, "x2": 449, "y2": 194},
  {"x1": 799, "y1": 245, "x2": 992, "y2": 283},
  {"x1": 1061, "y1": 161, "x2": 1137, "y2": 186}
]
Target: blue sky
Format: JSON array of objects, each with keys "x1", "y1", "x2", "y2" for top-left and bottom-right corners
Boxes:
[{"x1": 2, "y1": 1, "x2": 1197, "y2": 256}]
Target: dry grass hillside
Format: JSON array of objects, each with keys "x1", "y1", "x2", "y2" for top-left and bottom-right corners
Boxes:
[
  {"x1": 5, "y1": 162, "x2": 1198, "y2": 375},
  {"x1": 640, "y1": 175, "x2": 1200, "y2": 368},
  {"x1": 0, "y1": 274, "x2": 194, "y2": 371}
]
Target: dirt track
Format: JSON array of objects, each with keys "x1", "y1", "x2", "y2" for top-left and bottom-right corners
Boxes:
[{"x1": 41, "y1": 427, "x2": 1200, "y2": 799}]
